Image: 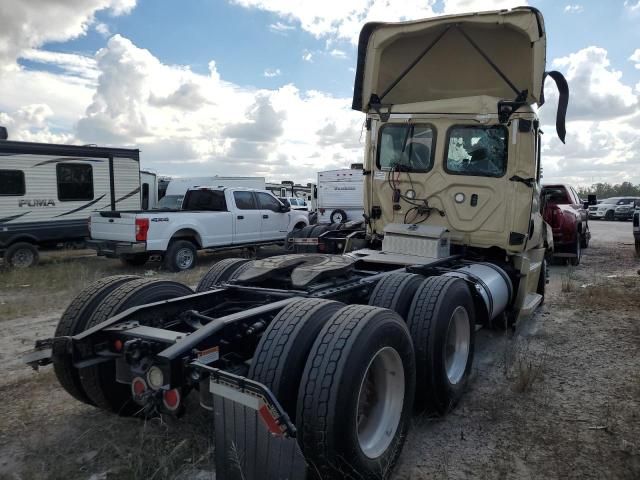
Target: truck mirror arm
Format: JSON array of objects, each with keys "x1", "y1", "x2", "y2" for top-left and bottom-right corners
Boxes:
[{"x1": 539, "y1": 70, "x2": 569, "y2": 143}]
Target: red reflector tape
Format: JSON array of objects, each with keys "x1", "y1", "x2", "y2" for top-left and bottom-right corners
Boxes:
[{"x1": 258, "y1": 404, "x2": 283, "y2": 437}]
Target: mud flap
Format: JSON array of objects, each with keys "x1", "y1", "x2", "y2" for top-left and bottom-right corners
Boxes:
[{"x1": 198, "y1": 365, "x2": 309, "y2": 480}]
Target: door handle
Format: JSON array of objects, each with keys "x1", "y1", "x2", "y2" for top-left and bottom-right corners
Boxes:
[
  {"x1": 263, "y1": 214, "x2": 269, "y2": 219},
  {"x1": 237, "y1": 215, "x2": 244, "y2": 220}
]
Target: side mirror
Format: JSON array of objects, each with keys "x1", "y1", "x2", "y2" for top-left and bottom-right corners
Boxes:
[
  {"x1": 587, "y1": 194, "x2": 597, "y2": 206},
  {"x1": 583, "y1": 202, "x2": 589, "y2": 209},
  {"x1": 279, "y1": 204, "x2": 290, "y2": 213}
]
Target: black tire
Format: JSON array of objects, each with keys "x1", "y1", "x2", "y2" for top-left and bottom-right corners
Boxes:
[
  {"x1": 79, "y1": 279, "x2": 193, "y2": 415},
  {"x1": 310, "y1": 224, "x2": 329, "y2": 237},
  {"x1": 407, "y1": 276, "x2": 475, "y2": 413},
  {"x1": 636, "y1": 239, "x2": 640, "y2": 256},
  {"x1": 605, "y1": 210, "x2": 614, "y2": 221},
  {"x1": 292, "y1": 225, "x2": 318, "y2": 254},
  {"x1": 368, "y1": 272, "x2": 423, "y2": 321},
  {"x1": 297, "y1": 304, "x2": 415, "y2": 480},
  {"x1": 53, "y1": 275, "x2": 141, "y2": 405},
  {"x1": 580, "y1": 226, "x2": 590, "y2": 249},
  {"x1": 330, "y1": 209, "x2": 348, "y2": 224},
  {"x1": 119, "y1": 253, "x2": 149, "y2": 267},
  {"x1": 248, "y1": 298, "x2": 344, "y2": 422},
  {"x1": 164, "y1": 240, "x2": 197, "y2": 271},
  {"x1": 5, "y1": 242, "x2": 39, "y2": 268},
  {"x1": 536, "y1": 259, "x2": 548, "y2": 304},
  {"x1": 569, "y1": 233, "x2": 582, "y2": 266},
  {"x1": 196, "y1": 258, "x2": 250, "y2": 292}
]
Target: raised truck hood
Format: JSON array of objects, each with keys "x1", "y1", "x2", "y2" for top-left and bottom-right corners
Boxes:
[{"x1": 352, "y1": 7, "x2": 569, "y2": 142}]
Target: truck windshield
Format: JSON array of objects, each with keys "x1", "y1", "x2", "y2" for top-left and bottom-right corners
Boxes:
[
  {"x1": 446, "y1": 125, "x2": 508, "y2": 177},
  {"x1": 377, "y1": 124, "x2": 434, "y2": 172}
]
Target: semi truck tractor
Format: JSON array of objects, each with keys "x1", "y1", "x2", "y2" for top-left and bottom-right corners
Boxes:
[{"x1": 26, "y1": 7, "x2": 568, "y2": 480}]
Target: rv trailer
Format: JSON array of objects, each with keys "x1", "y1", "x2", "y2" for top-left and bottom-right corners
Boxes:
[{"x1": 0, "y1": 140, "x2": 146, "y2": 268}]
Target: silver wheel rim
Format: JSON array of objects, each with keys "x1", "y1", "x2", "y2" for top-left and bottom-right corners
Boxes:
[
  {"x1": 176, "y1": 248, "x2": 194, "y2": 269},
  {"x1": 333, "y1": 213, "x2": 343, "y2": 223},
  {"x1": 12, "y1": 248, "x2": 34, "y2": 268},
  {"x1": 445, "y1": 306, "x2": 471, "y2": 385},
  {"x1": 356, "y1": 346, "x2": 405, "y2": 459}
]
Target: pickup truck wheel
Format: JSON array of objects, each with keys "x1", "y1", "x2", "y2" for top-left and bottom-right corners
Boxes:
[
  {"x1": 330, "y1": 209, "x2": 347, "y2": 224},
  {"x1": 635, "y1": 239, "x2": 640, "y2": 256},
  {"x1": 605, "y1": 210, "x2": 614, "y2": 221},
  {"x1": 569, "y1": 234, "x2": 582, "y2": 266},
  {"x1": 368, "y1": 272, "x2": 423, "y2": 321},
  {"x1": 5, "y1": 242, "x2": 39, "y2": 268},
  {"x1": 196, "y1": 258, "x2": 250, "y2": 292},
  {"x1": 52, "y1": 275, "x2": 141, "y2": 405},
  {"x1": 296, "y1": 305, "x2": 415, "y2": 480},
  {"x1": 249, "y1": 298, "x2": 344, "y2": 422},
  {"x1": 407, "y1": 276, "x2": 475, "y2": 413},
  {"x1": 164, "y1": 240, "x2": 197, "y2": 271},
  {"x1": 580, "y1": 230, "x2": 590, "y2": 248},
  {"x1": 79, "y1": 279, "x2": 193, "y2": 415},
  {"x1": 119, "y1": 253, "x2": 149, "y2": 267}
]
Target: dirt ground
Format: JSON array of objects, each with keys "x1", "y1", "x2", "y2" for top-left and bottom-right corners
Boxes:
[{"x1": 0, "y1": 223, "x2": 638, "y2": 479}]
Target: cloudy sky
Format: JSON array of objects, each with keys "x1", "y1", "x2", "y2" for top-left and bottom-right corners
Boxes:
[{"x1": 0, "y1": 0, "x2": 639, "y2": 186}]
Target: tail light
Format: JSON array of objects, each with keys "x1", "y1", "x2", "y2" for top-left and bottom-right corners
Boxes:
[
  {"x1": 163, "y1": 388, "x2": 181, "y2": 411},
  {"x1": 135, "y1": 218, "x2": 149, "y2": 241}
]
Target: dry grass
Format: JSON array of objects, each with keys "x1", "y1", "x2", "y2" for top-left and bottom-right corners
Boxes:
[
  {"x1": 503, "y1": 339, "x2": 546, "y2": 393},
  {"x1": 561, "y1": 266, "x2": 577, "y2": 292}
]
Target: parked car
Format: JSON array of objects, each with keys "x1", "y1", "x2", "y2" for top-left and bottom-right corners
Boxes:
[
  {"x1": 588, "y1": 197, "x2": 640, "y2": 221},
  {"x1": 542, "y1": 184, "x2": 591, "y2": 265},
  {"x1": 87, "y1": 187, "x2": 309, "y2": 271}
]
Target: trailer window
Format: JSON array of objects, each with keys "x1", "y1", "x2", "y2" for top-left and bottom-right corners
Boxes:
[
  {"x1": 183, "y1": 190, "x2": 227, "y2": 211},
  {"x1": 56, "y1": 164, "x2": 94, "y2": 201},
  {"x1": 0, "y1": 169, "x2": 25, "y2": 196},
  {"x1": 445, "y1": 125, "x2": 508, "y2": 177},
  {"x1": 141, "y1": 183, "x2": 149, "y2": 210},
  {"x1": 233, "y1": 191, "x2": 257, "y2": 210},
  {"x1": 257, "y1": 192, "x2": 283, "y2": 212},
  {"x1": 377, "y1": 124, "x2": 435, "y2": 172}
]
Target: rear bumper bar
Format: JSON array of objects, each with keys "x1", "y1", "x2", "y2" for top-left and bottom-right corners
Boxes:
[{"x1": 86, "y1": 239, "x2": 146, "y2": 257}]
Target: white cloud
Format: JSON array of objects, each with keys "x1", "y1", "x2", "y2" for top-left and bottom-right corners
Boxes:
[
  {"x1": 624, "y1": 1, "x2": 640, "y2": 12},
  {"x1": 329, "y1": 49, "x2": 348, "y2": 59},
  {"x1": 21, "y1": 49, "x2": 99, "y2": 80},
  {"x1": 0, "y1": 0, "x2": 136, "y2": 69},
  {"x1": 269, "y1": 21, "x2": 295, "y2": 33},
  {"x1": 630, "y1": 49, "x2": 640, "y2": 70},
  {"x1": 263, "y1": 68, "x2": 282, "y2": 78},
  {"x1": 302, "y1": 51, "x2": 313, "y2": 62},
  {"x1": 564, "y1": 4, "x2": 583, "y2": 13},
  {"x1": 95, "y1": 22, "x2": 111, "y2": 37}
]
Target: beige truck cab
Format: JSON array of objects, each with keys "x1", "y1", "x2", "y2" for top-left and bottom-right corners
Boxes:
[{"x1": 347, "y1": 7, "x2": 568, "y2": 321}]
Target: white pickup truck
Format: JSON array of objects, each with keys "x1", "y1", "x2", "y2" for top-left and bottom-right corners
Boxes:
[{"x1": 87, "y1": 187, "x2": 309, "y2": 271}]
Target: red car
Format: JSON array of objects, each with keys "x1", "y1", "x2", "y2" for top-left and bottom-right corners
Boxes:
[{"x1": 542, "y1": 184, "x2": 591, "y2": 265}]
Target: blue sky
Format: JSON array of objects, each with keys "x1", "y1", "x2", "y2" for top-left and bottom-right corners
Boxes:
[{"x1": 1, "y1": 0, "x2": 640, "y2": 185}]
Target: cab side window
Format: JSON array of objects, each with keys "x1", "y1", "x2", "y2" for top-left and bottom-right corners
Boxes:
[
  {"x1": 183, "y1": 190, "x2": 227, "y2": 211},
  {"x1": 257, "y1": 192, "x2": 283, "y2": 212},
  {"x1": 234, "y1": 191, "x2": 258, "y2": 210}
]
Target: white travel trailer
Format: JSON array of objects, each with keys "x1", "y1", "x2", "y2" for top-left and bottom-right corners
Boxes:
[
  {"x1": 159, "y1": 176, "x2": 266, "y2": 209},
  {"x1": 0, "y1": 139, "x2": 151, "y2": 268},
  {"x1": 316, "y1": 167, "x2": 364, "y2": 223}
]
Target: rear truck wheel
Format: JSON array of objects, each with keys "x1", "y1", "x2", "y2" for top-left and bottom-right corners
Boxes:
[
  {"x1": 605, "y1": 210, "x2": 614, "y2": 221},
  {"x1": 407, "y1": 276, "x2": 475, "y2": 414},
  {"x1": 297, "y1": 305, "x2": 415, "y2": 480},
  {"x1": 164, "y1": 240, "x2": 197, "y2": 271},
  {"x1": 79, "y1": 278, "x2": 193, "y2": 415},
  {"x1": 53, "y1": 275, "x2": 141, "y2": 405},
  {"x1": 330, "y1": 209, "x2": 347, "y2": 224},
  {"x1": 536, "y1": 259, "x2": 548, "y2": 305},
  {"x1": 368, "y1": 272, "x2": 424, "y2": 321},
  {"x1": 196, "y1": 257, "x2": 251, "y2": 292},
  {"x1": 580, "y1": 226, "x2": 590, "y2": 249},
  {"x1": 569, "y1": 232, "x2": 582, "y2": 266},
  {"x1": 119, "y1": 253, "x2": 149, "y2": 267},
  {"x1": 248, "y1": 298, "x2": 344, "y2": 422},
  {"x1": 5, "y1": 242, "x2": 39, "y2": 268}
]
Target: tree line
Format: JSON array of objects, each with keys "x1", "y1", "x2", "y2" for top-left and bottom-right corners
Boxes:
[{"x1": 577, "y1": 182, "x2": 640, "y2": 199}]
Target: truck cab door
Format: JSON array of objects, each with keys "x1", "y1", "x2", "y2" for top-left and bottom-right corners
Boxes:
[
  {"x1": 181, "y1": 189, "x2": 233, "y2": 246},
  {"x1": 231, "y1": 191, "x2": 262, "y2": 244},
  {"x1": 256, "y1": 192, "x2": 288, "y2": 241}
]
